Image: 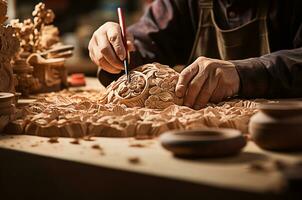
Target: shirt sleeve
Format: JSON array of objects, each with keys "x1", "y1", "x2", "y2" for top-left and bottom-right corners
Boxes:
[
  {"x1": 232, "y1": 47, "x2": 302, "y2": 98},
  {"x1": 231, "y1": 0, "x2": 302, "y2": 99},
  {"x1": 128, "y1": 0, "x2": 195, "y2": 67}
]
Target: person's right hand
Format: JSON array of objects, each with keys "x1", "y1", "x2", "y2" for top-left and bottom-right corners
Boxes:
[{"x1": 88, "y1": 22, "x2": 135, "y2": 74}]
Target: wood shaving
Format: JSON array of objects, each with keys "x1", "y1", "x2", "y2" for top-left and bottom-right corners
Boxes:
[
  {"x1": 12, "y1": 89, "x2": 259, "y2": 138},
  {"x1": 91, "y1": 144, "x2": 102, "y2": 150},
  {"x1": 31, "y1": 143, "x2": 39, "y2": 147},
  {"x1": 128, "y1": 156, "x2": 141, "y2": 165},
  {"x1": 48, "y1": 137, "x2": 58, "y2": 143},
  {"x1": 91, "y1": 144, "x2": 105, "y2": 155},
  {"x1": 249, "y1": 159, "x2": 291, "y2": 173},
  {"x1": 70, "y1": 138, "x2": 80, "y2": 145},
  {"x1": 129, "y1": 143, "x2": 147, "y2": 148}
]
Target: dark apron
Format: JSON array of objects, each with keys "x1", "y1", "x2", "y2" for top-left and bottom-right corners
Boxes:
[{"x1": 188, "y1": 0, "x2": 271, "y2": 63}]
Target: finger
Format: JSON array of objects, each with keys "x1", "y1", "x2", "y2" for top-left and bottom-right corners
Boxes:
[
  {"x1": 97, "y1": 33, "x2": 124, "y2": 70},
  {"x1": 209, "y1": 76, "x2": 224, "y2": 103},
  {"x1": 107, "y1": 26, "x2": 127, "y2": 60},
  {"x1": 90, "y1": 42, "x2": 122, "y2": 73},
  {"x1": 175, "y1": 63, "x2": 199, "y2": 98},
  {"x1": 183, "y1": 69, "x2": 208, "y2": 107},
  {"x1": 99, "y1": 59, "x2": 121, "y2": 74},
  {"x1": 89, "y1": 48, "x2": 98, "y2": 66},
  {"x1": 210, "y1": 86, "x2": 226, "y2": 103},
  {"x1": 88, "y1": 36, "x2": 98, "y2": 64},
  {"x1": 126, "y1": 34, "x2": 136, "y2": 52},
  {"x1": 127, "y1": 40, "x2": 136, "y2": 52},
  {"x1": 91, "y1": 43, "x2": 122, "y2": 72},
  {"x1": 194, "y1": 75, "x2": 219, "y2": 110},
  {"x1": 89, "y1": 41, "x2": 102, "y2": 67}
]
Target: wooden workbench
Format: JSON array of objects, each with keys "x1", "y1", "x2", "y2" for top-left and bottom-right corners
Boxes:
[
  {"x1": 0, "y1": 134, "x2": 301, "y2": 200},
  {"x1": 0, "y1": 78, "x2": 301, "y2": 200}
]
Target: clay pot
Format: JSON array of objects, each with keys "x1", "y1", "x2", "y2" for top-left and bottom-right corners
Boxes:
[
  {"x1": 160, "y1": 128, "x2": 246, "y2": 158},
  {"x1": 249, "y1": 101, "x2": 302, "y2": 151}
]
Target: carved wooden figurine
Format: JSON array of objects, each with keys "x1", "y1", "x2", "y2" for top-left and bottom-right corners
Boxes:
[
  {"x1": 0, "y1": 0, "x2": 19, "y2": 132},
  {"x1": 11, "y1": 2, "x2": 73, "y2": 95}
]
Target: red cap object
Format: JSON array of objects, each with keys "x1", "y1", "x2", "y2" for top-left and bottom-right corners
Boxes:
[{"x1": 69, "y1": 73, "x2": 86, "y2": 87}]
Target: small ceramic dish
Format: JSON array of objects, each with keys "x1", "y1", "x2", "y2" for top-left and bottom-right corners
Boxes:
[
  {"x1": 258, "y1": 101, "x2": 302, "y2": 118},
  {"x1": 160, "y1": 128, "x2": 246, "y2": 158},
  {"x1": 250, "y1": 101, "x2": 302, "y2": 151}
]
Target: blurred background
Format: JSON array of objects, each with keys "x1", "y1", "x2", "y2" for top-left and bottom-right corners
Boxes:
[{"x1": 7, "y1": 0, "x2": 154, "y2": 76}]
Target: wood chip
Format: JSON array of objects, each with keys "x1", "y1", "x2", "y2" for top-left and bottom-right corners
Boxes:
[
  {"x1": 48, "y1": 137, "x2": 59, "y2": 143},
  {"x1": 128, "y1": 156, "x2": 141, "y2": 165},
  {"x1": 70, "y1": 138, "x2": 80, "y2": 145},
  {"x1": 91, "y1": 144, "x2": 102, "y2": 149},
  {"x1": 31, "y1": 143, "x2": 39, "y2": 147},
  {"x1": 91, "y1": 144, "x2": 105, "y2": 155},
  {"x1": 129, "y1": 143, "x2": 146, "y2": 148}
]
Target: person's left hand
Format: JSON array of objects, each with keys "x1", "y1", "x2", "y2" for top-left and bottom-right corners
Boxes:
[{"x1": 175, "y1": 57, "x2": 240, "y2": 110}]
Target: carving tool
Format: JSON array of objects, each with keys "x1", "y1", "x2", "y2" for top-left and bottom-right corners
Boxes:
[
  {"x1": 117, "y1": 7, "x2": 131, "y2": 83},
  {"x1": 69, "y1": 73, "x2": 86, "y2": 87},
  {"x1": 40, "y1": 45, "x2": 74, "y2": 59}
]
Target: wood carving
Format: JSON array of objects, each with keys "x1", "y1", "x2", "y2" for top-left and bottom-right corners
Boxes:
[
  {"x1": 12, "y1": 55, "x2": 41, "y2": 96},
  {"x1": 100, "y1": 63, "x2": 183, "y2": 109},
  {"x1": 0, "y1": 0, "x2": 19, "y2": 132},
  {"x1": 0, "y1": 0, "x2": 7, "y2": 25},
  {"x1": 10, "y1": 2, "x2": 72, "y2": 95},
  {"x1": 0, "y1": 0, "x2": 20, "y2": 94},
  {"x1": 4, "y1": 64, "x2": 260, "y2": 137},
  {"x1": 10, "y1": 3, "x2": 57, "y2": 55},
  {"x1": 27, "y1": 53, "x2": 67, "y2": 93}
]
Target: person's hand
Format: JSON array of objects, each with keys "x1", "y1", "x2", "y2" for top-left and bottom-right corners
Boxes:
[
  {"x1": 175, "y1": 57, "x2": 240, "y2": 109},
  {"x1": 88, "y1": 22, "x2": 135, "y2": 74}
]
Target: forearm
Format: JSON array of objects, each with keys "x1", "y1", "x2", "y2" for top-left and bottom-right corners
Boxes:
[{"x1": 232, "y1": 48, "x2": 302, "y2": 98}]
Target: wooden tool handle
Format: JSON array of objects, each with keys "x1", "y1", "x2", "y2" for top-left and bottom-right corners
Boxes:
[{"x1": 117, "y1": 7, "x2": 128, "y2": 60}]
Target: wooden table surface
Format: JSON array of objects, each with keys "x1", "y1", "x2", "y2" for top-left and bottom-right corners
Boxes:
[
  {"x1": 0, "y1": 78, "x2": 301, "y2": 200},
  {"x1": 0, "y1": 135, "x2": 301, "y2": 199}
]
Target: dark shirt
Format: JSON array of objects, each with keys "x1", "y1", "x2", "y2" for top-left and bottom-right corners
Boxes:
[{"x1": 99, "y1": 0, "x2": 302, "y2": 99}]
